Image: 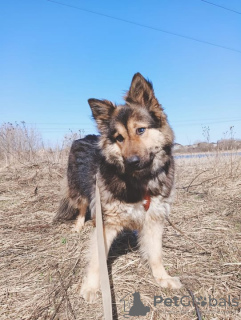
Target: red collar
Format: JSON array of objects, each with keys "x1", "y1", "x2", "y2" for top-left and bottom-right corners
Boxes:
[{"x1": 143, "y1": 192, "x2": 151, "y2": 211}]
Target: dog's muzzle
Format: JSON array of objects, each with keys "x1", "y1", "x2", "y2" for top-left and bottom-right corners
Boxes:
[{"x1": 125, "y1": 156, "x2": 140, "y2": 169}]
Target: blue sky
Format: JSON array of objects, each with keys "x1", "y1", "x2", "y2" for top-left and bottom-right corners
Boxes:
[{"x1": 1, "y1": 0, "x2": 241, "y2": 145}]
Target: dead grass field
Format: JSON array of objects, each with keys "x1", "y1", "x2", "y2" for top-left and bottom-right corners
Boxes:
[{"x1": 0, "y1": 152, "x2": 240, "y2": 320}]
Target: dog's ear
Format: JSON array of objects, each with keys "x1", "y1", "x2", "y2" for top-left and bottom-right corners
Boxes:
[
  {"x1": 88, "y1": 98, "x2": 115, "y2": 132},
  {"x1": 125, "y1": 73, "x2": 154, "y2": 106},
  {"x1": 125, "y1": 73, "x2": 164, "y2": 123}
]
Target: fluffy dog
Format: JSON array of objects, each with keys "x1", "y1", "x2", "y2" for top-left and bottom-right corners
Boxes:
[{"x1": 54, "y1": 73, "x2": 182, "y2": 303}]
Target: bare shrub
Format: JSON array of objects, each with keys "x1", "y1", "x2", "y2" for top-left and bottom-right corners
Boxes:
[
  {"x1": 62, "y1": 129, "x2": 83, "y2": 149},
  {"x1": 0, "y1": 123, "x2": 86, "y2": 168},
  {"x1": 42, "y1": 130, "x2": 84, "y2": 165},
  {"x1": 202, "y1": 125, "x2": 210, "y2": 143},
  {"x1": 0, "y1": 122, "x2": 42, "y2": 166},
  {"x1": 217, "y1": 139, "x2": 241, "y2": 151},
  {"x1": 196, "y1": 142, "x2": 215, "y2": 152}
]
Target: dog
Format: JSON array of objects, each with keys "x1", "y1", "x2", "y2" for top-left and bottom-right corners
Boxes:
[{"x1": 54, "y1": 73, "x2": 182, "y2": 303}]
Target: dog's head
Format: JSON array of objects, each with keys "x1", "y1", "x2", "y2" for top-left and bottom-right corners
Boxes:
[{"x1": 88, "y1": 73, "x2": 174, "y2": 176}]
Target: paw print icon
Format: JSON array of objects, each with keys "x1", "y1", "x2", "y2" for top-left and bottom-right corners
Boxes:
[{"x1": 196, "y1": 296, "x2": 207, "y2": 307}]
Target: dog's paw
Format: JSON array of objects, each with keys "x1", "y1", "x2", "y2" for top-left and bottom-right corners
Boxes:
[
  {"x1": 72, "y1": 217, "x2": 85, "y2": 233},
  {"x1": 156, "y1": 276, "x2": 182, "y2": 289},
  {"x1": 72, "y1": 223, "x2": 84, "y2": 233},
  {"x1": 80, "y1": 279, "x2": 99, "y2": 303},
  {"x1": 80, "y1": 286, "x2": 98, "y2": 303}
]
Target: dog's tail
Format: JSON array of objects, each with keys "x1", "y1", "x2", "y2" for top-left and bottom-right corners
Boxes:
[
  {"x1": 53, "y1": 178, "x2": 78, "y2": 223},
  {"x1": 53, "y1": 197, "x2": 78, "y2": 222}
]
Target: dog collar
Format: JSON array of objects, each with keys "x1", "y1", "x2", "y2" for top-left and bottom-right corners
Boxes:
[{"x1": 143, "y1": 192, "x2": 151, "y2": 211}]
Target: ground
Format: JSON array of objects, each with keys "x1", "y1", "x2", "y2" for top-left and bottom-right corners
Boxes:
[{"x1": 0, "y1": 153, "x2": 240, "y2": 320}]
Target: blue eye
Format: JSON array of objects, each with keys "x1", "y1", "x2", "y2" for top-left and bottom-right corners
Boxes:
[{"x1": 136, "y1": 128, "x2": 146, "y2": 135}]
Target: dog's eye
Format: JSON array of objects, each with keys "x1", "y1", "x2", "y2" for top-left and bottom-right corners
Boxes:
[
  {"x1": 116, "y1": 134, "x2": 124, "y2": 142},
  {"x1": 136, "y1": 128, "x2": 146, "y2": 135}
]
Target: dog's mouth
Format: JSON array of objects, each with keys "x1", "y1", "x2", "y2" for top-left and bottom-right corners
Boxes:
[{"x1": 133, "y1": 162, "x2": 151, "y2": 172}]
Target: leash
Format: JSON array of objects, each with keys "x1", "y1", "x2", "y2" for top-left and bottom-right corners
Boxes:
[
  {"x1": 95, "y1": 177, "x2": 151, "y2": 319},
  {"x1": 95, "y1": 176, "x2": 113, "y2": 320}
]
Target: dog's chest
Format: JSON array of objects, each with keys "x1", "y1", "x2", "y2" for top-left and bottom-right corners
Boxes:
[{"x1": 102, "y1": 195, "x2": 169, "y2": 229}]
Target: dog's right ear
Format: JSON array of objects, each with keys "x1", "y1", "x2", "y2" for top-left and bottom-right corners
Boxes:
[{"x1": 88, "y1": 98, "x2": 115, "y2": 133}]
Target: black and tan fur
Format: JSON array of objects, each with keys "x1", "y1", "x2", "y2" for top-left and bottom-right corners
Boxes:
[{"x1": 54, "y1": 73, "x2": 182, "y2": 303}]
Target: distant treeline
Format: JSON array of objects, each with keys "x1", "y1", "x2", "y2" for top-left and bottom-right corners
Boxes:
[{"x1": 174, "y1": 139, "x2": 241, "y2": 154}]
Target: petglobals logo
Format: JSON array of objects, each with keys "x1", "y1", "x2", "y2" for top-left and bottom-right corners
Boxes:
[
  {"x1": 154, "y1": 295, "x2": 239, "y2": 308},
  {"x1": 120, "y1": 292, "x2": 239, "y2": 318}
]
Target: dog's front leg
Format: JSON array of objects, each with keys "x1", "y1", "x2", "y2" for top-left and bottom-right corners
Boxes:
[
  {"x1": 139, "y1": 217, "x2": 182, "y2": 289},
  {"x1": 80, "y1": 227, "x2": 118, "y2": 303}
]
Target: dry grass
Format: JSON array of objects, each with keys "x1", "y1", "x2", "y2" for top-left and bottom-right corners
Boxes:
[{"x1": 0, "y1": 152, "x2": 241, "y2": 320}]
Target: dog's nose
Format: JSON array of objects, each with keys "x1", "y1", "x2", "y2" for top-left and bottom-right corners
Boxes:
[{"x1": 126, "y1": 156, "x2": 140, "y2": 167}]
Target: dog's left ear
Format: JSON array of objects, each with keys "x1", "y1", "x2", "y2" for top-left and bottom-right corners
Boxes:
[
  {"x1": 125, "y1": 73, "x2": 164, "y2": 122},
  {"x1": 88, "y1": 98, "x2": 116, "y2": 133}
]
